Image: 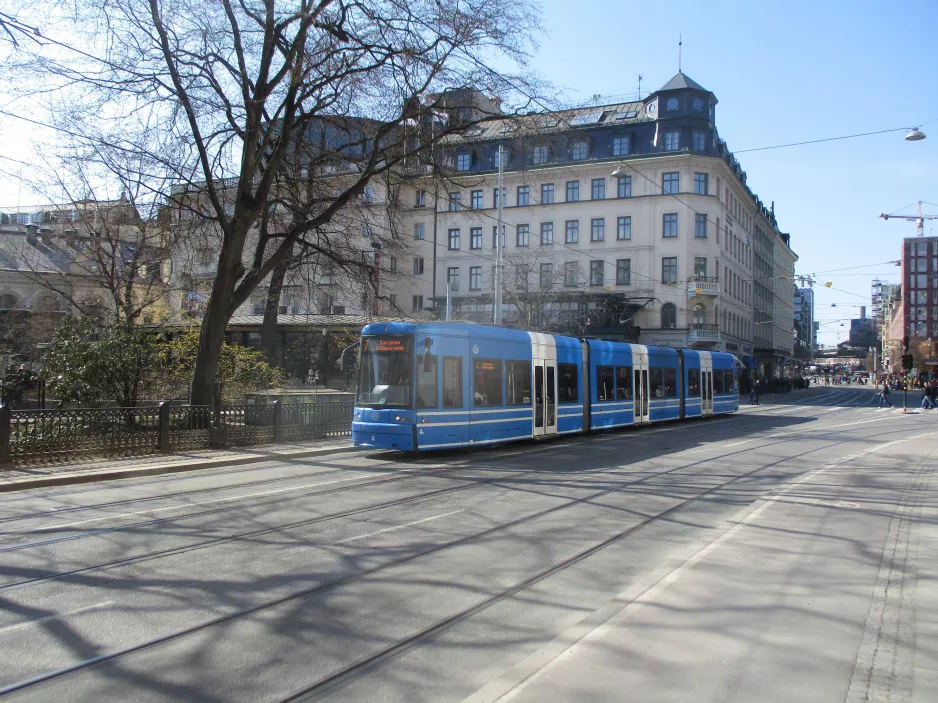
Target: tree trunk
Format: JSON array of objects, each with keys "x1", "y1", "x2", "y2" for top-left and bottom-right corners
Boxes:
[
  {"x1": 190, "y1": 261, "x2": 239, "y2": 406},
  {"x1": 261, "y1": 249, "x2": 291, "y2": 365}
]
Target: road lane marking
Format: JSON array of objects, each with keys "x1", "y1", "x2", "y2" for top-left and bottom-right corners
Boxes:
[
  {"x1": 33, "y1": 473, "x2": 379, "y2": 532},
  {"x1": 334, "y1": 510, "x2": 465, "y2": 544},
  {"x1": 462, "y1": 428, "x2": 934, "y2": 703},
  {"x1": 0, "y1": 602, "x2": 114, "y2": 636}
]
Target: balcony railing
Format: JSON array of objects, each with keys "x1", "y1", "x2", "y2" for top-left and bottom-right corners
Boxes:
[
  {"x1": 688, "y1": 323, "x2": 720, "y2": 344},
  {"x1": 687, "y1": 277, "x2": 720, "y2": 297}
]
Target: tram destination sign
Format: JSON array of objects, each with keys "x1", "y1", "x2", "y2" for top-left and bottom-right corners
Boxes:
[{"x1": 366, "y1": 337, "x2": 408, "y2": 353}]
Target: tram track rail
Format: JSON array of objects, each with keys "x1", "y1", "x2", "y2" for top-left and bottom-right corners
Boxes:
[
  {"x1": 0, "y1": 410, "x2": 893, "y2": 699},
  {"x1": 0, "y1": 406, "x2": 902, "y2": 593}
]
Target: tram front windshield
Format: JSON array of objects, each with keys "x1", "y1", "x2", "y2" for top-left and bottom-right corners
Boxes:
[{"x1": 357, "y1": 335, "x2": 413, "y2": 408}]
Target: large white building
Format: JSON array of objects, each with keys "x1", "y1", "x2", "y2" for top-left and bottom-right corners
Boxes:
[{"x1": 377, "y1": 73, "x2": 797, "y2": 376}]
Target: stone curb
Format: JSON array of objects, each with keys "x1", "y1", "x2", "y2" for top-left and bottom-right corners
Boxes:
[{"x1": 0, "y1": 444, "x2": 359, "y2": 494}]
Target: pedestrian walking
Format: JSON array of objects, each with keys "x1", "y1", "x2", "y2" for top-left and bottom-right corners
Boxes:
[{"x1": 879, "y1": 381, "x2": 893, "y2": 408}]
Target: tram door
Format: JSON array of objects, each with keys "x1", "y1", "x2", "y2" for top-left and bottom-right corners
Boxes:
[
  {"x1": 531, "y1": 333, "x2": 558, "y2": 438},
  {"x1": 700, "y1": 352, "x2": 714, "y2": 416},
  {"x1": 632, "y1": 345, "x2": 651, "y2": 424}
]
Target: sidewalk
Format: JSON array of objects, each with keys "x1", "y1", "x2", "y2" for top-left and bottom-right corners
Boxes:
[{"x1": 0, "y1": 438, "x2": 357, "y2": 493}]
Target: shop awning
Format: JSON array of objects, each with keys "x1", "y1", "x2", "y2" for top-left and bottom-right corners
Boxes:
[{"x1": 742, "y1": 356, "x2": 758, "y2": 370}]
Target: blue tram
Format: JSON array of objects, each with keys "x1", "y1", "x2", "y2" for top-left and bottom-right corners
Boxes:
[{"x1": 351, "y1": 321, "x2": 738, "y2": 451}]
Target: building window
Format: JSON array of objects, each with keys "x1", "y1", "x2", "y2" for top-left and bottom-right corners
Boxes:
[
  {"x1": 448, "y1": 228, "x2": 460, "y2": 250},
  {"x1": 516, "y1": 224, "x2": 530, "y2": 247},
  {"x1": 492, "y1": 226, "x2": 505, "y2": 249},
  {"x1": 666, "y1": 97, "x2": 679, "y2": 111},
  {"x1": 662, "y1": 171, "x2": 679, "y2": 194},
  {"x1": 572, "y1": 140, "x2": 589, "y2": 160},
  {"x1": 470, "y1": 227, "x2": 483, "y2": 249},
  {"x1": 389, "y1": 294, "x2": 397, "y2": 308},
  {"x1": 456, "y1": 153, "x2": 472, "y2": 171},
  {"x1": 617, "y1": 216, "x2": 631, "y2": 240},
  {"x1": 695, "y1": 213, "x2": 707, "y2": 238},
  {"x1": 565, "y1": 220, "x2": 579, "y2": 244},
  {"x1": 540, "y1": 262, "x2": 553, "y2": 288},
  {"x1": 564, "y1": 261, "x2": 579, "y2": 287},
  {"x1": 661, "y1": 303, "x2": 677, "y2": 328},
  {"x1": 469, "y1": 266, "x2": 482, "y2": 290},
  {"x1": 412, "y1": 295, "x2": 423, "y2": 312},
  {"x1": 591, "y1": 217, "x2": 605, "y2": 242},
  {"x1": 447, "y1": 267, "x2": 459, "y2": 291},
  {"x1": 413, "y1": 257, "x2": 425, "y2": 275},
  {"x1": 590, "y1": 260, "x2": 604, "y2": 287},
  {"x1": 616, "y1": 258, "x2": 631, "y2": 285},
  {"x1": 414, "y1": 223, "x2": 425, "y2": 240},
  {"x1": 494, "y1": 149, "x2": 508, "y2": 168},
  {"x1": 617, "y1": 175, "x2": 632, "y2": 198},
  {"x1": 471, "y1": 189, "x2": 483, "y2": 209},
  {"x1": 566, "y1": 180, "x2": 579, "y2": 202},
  {"x1": 663, "y1": 213, "x2": 678, "y2": 238},
  {"x1": 662, "y1": 257, "x2": 678, "y2": 284},
  {"x1": 692, "y1": 132, "x2": 706, "y2": 152},
  {"x1": 542, "y1": 183, "x2": 554, "y2": 204},
  {"x1": 531, "y1": 144, "x2": 549, "y2": 165},
  {"x1": 692, "y1": 97, "x2": 704, "y2": 112},
  {"x1": 389, "y1": 256, "x2": 397, "y2": 273},
  {"x1": 612, "y1": 136, "x2": 630, "y2": 157},
  {"x1": 541, "y1": 222, "x2": 554, "y2": 245},
  {"x1": 694, "y1": 257, "x2": 707, "y2": 279},
  {"x1": 517, "y1": 185, "x2": 530, "y2": 207},
  {"x1": 415, "y1": 190, "x2": 425, "y2": 208},
  {"x1": 448, "y1": 192, "x2": 461, "y2": 211},
  {"x1": 591, "y1": 178, "x2": 605, "y2": 200},
  {"x1": 664, "y1": 131, "x2": 680, "y2": 151},
  {"x1": 694, "y1": 172, "x2": 708, "y2": 195}
]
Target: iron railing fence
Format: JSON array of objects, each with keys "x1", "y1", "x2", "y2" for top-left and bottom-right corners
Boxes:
[{"x1": 0, "y1": 401, "x2": 354, "y2": 466}]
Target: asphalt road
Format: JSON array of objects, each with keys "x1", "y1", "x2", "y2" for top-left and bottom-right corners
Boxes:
[{"x1": 0, "y1": 386, "x2": 935, "y2": 702}]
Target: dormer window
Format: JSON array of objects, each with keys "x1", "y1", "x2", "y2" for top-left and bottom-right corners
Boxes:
[
  {"x1": 612, "y1": 136, "x2": 630, "y2": 157},
  {"x1": 531, "y1": 144, "x2": 549, "y2": 165},
  {"x1": 572, "y1": 140, "x2": 589, "y2": 160},
  {"x1": 456, "y1": 152, "x2": 472, "y2": 171},
  {"x1": 691, "y1": 97, "x2": 704, "y2": 112},
  {"x1": 666, "y1": 97, "x2": 680, "y2": 111}
]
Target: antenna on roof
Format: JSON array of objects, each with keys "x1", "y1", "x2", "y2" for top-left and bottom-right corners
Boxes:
[
  {"x1": 637, "y1": 74, "x2": 642, "y2": 100},
  {"x1": 678, "y1": 35, "x2": 682, "y2": 73}
]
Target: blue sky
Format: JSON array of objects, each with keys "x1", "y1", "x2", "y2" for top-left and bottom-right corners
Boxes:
[{"x1": 531, "y1": 0, "x2": 938, "y2": 344}]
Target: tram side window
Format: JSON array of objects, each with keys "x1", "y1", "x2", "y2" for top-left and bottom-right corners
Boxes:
[
  {"x1": 616, "y1": 366, "x2": 632, "y2": 399},
  {"x1": 650, "y1": 367, "x2": 664, "y2": 397},
  {"x1": 687, "y1": 368, "x2": 700, "y2": 396},
  {"x1": 506, "y1": 360, "x2": 532, "y2": 406},
  {"x1": 416, "y1": 352, "x2": 438, "y2": 409},
  {"x1": 558, "y1": 363, "x2": 579, "y2": 403},
  {"x1": 662, "y1": 368, "x2": 677, "y2": 397},
  {"x1": 596, "y1": 365, "x2": 615, "y2": 401},
  {"x1": 443, "y1": 357, "x2": 463, "y2": 408},
  {"x1": 473, "y1": 359, "x2": 503, "y2": 407},
  {"x1": 712, "y1": 370, "x2": 724, "y2": 395},
  {"x1": 723, "y1": 370, "x2": 735, "y2": 394}
]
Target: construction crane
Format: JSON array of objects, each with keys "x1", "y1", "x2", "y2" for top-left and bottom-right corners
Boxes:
[{"x1": 879, "y1": 201, "x2": 938, "y2": 237}]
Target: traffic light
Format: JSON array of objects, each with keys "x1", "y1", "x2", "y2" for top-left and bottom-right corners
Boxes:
[
  {"x1": 902, "y1": 354, "x2": 914, "y2": 371},
  {"x1": 903, "y1": 335, "x2": 910, "y2": 350}
]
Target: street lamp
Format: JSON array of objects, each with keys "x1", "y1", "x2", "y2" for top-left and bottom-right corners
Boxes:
[
  {"x1": 905, "y1": 127, "x2": 927, "y2": 142},
  {"x1": 610, "y1": 166, "x2": 627, "y2": 177}
]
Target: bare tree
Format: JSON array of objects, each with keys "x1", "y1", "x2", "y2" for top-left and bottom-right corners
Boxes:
[
  {"x1": 13, "y1": 0, "x2": 543, "y2": 404},
  {"x1": 10, "y1": 143, "x2": 176, "y2": 335}
]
